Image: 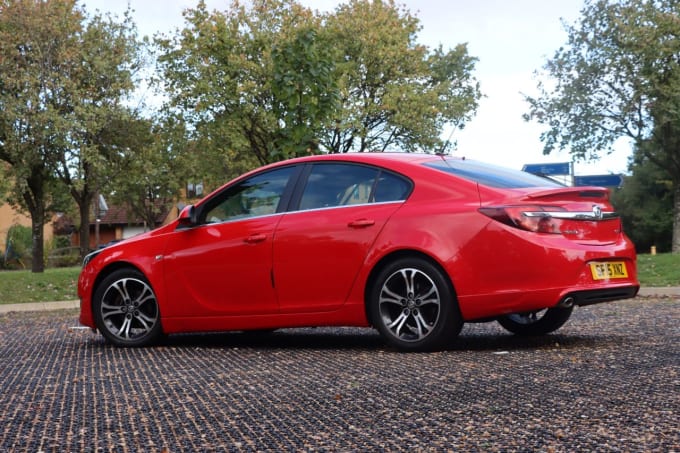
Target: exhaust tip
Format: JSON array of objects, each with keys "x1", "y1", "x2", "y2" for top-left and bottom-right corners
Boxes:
[{"x1": 558, "y1": 296, "x2": 575, "y2": 308}]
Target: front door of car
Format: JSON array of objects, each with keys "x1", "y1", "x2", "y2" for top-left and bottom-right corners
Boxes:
[
  {"x1": 162, "y1": 166, "x2": 296, "y2": 317},
  {"x1": 273, "y1": 163, "x2": 411, "y2": 313}
]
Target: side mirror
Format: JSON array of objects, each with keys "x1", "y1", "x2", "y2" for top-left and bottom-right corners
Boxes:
[{"x1": 177, "y1": 205, "x2": 198, "y2": 228}]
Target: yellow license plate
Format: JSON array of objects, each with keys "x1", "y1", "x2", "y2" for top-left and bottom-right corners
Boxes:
[{"x1": 589, "y1": 261, "x2": 628, "y2": 280}]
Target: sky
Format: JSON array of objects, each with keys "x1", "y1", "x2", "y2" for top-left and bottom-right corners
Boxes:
[{"x1": 81, "y1": 0, "x2": 632, "y2": 176}]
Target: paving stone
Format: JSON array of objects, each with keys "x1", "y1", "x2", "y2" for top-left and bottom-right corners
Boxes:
[{"x1": 0, "y1": 298, "x2": 677, "y2": 452}]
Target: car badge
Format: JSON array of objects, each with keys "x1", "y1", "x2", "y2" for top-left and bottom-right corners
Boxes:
[{"x1": 592, "y1": 205, "x2": 603, "y2": 220}]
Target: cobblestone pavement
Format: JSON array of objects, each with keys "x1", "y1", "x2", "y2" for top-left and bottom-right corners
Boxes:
[{"x1": 0, "y1": 297, "x2": 678, "y2": 452}]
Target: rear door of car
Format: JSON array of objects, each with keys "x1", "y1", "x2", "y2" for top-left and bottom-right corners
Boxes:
[{"x1": 273, "y1": 162, "x2": 412, "y2": 313}]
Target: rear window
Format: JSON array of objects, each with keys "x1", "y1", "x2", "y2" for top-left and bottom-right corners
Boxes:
[{"x1": 424, "y1": 158, "x2": 564, "y2": 189}]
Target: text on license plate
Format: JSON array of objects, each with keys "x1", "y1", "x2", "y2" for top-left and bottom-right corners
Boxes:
[{"x1": 589, "y1": 261, "x2": 628, "y2": 280}]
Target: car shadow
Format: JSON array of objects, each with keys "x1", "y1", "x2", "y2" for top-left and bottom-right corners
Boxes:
[
  {"x1": 159, "y1": 327, "x2": 385, "y2": 351},
  {"x1": 448, "y1": 331, "x2": 614, "y2": 352},
  {"x1": 95, "y1": 326, "x2": 618, "y2": 353}
]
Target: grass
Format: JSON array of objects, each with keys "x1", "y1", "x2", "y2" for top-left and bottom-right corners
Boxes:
[
  {"x1": 0, "y1": 253, "x2": 678, "y2": 305},
  {"x1": 636, "y1": 253, "x2": 680, "y2": 287},
  {"x1": 0, "y1": 266, "x2": 80, "y2": 305}
]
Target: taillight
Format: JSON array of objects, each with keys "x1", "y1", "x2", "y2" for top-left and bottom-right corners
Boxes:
[{"x1": 479, "y1": 206, "x2": 568, "y2": 234}]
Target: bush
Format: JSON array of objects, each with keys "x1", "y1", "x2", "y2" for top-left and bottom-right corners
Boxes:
[
  {"x1": 2, "y1": 224, "x2": 32, "y2": 269},
  {"x1": 54, "y1": 235, "x2": 72, "y2": 249},
  {"x1": 47, "y1": 246, "x2": 81, "y2": 268}
]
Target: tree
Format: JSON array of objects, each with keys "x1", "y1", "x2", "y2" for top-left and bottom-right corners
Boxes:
[
  {"x1": 525, "y1": 0, "x2": 680, "y2": 253},
  {"x1": 52, "y1": 7, "x2": 145, "y2": 259},
  {"x1": 611, "y1": 152, "x2": 673, "y2": 252},
  {"x1": 323, "y1": 0, "x2": 481, "y2": 153},
  {"x1": 157, "y1": 0, "x2": 482, "y2": 183},
  {"x1": 270, "y1": 26, "x2": 339, "y2": 160},
  {"x1": 0, "y1": 0, "x2": 81, "y2": 272},
  {"x1": 109, "y1": 114, "x2": 190, "y2": 229},
  {"x1": 156, "y1": 0, "x2": 338, "y2": 180},
  {"x1": 0, "y1": 0, "x2": 147, "y2": 267}
]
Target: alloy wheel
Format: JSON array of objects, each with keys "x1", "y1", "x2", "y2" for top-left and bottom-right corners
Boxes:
[
  {"x1": 100, "y1": 277, "x2": 159, "y2": 342},
  {"x1": 378, "y1": 267, "x2": 441, "y2": 343}
]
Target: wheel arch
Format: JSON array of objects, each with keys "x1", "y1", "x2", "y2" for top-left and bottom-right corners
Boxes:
[
  {"x1": 90, "y1": 262, "x2": 148, "y2": 310},
  {"x1": 363, "y1": 249, "x2": 459, "y2": 326}
]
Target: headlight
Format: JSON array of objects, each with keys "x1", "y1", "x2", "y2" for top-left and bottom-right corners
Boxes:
[{"x1": 82, "y1": 250, "x2": 102, "y2": 266}]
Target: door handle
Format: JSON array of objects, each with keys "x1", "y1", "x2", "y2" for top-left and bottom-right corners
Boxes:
[
  {"x1": 348, "y1": 219, "x2": 375, "y2": 228},
  {"x1": 244, "y1": 233, "x2": 266, "y2": 243}
]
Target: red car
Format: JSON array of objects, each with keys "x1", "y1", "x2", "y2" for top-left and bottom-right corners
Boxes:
[{"x1": 78, "y1": 153, "x2": 639, "y2": 351}]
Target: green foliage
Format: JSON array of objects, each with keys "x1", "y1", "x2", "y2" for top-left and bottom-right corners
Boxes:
[
  {"x1": 271, "y1": 26, "x2": 339, "y2": 159},
  {"x1": 46, "y1": 246, "x2": 81, "y2": 268},
  {"x1": 54, "y1": 6, "x2": 147, "y2": 259},
  {"x1": 156, "y1": 0, "x2": 481, "y2": 184},
  {"x1": 54, "y1": 236, "x2": 72, "y2": 249},
  {"x1": 0, "y1": 0, "x2": 77, "y2": 270},
  {"x1": 525, "y1": 0, "x2": 680, "y2": 252},
  {"x1": 108, "y1": 114, "x2": 189, "y2": 228},
  {"x1": 2, "y1": 225, "x2": 32, "y2": 269},
  {"x1": 612, "y1": 154, "x2": 673, "y2": 253},
  {"x1": 323, "y1": 0, "x2": 480, "y2": 153},
  {"x1": 0, "y1": 0, "x2": 148, "y2": 267},
  {"x1": 43, "y1": 235, "x2": 79, "y2": 268},
  {"x1": 156, "y1": 0, "x2": 334, "y2": 176}
]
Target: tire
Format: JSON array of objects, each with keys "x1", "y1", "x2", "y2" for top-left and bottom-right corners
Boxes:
[
  {"x1": 93, "y1": 269, "x2": 163, "y2": 347},
  {"x1": 497, "y1": 306, "x2": 573, "y2": 336},
  {"x1": 369, "y1": 257, "x2": 462, "y2": 352}
]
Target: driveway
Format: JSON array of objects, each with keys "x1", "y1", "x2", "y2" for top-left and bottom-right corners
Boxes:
[{"x1": 0, "y1": 297, "x2": 677, "y2": 452}]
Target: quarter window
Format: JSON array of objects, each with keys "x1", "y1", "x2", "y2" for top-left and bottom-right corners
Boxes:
[{"x1": 374, "y1": 172, "x2": 411, "y2": 202}]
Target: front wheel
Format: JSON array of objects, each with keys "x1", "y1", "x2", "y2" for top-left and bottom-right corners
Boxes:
[
  {"x1": 93, "y1": 269, "x2": 163, "y2": 347},
  {"x1": 369, "y1": 257, "x2": 462, "y2": 352},
  {"x1": 497, "y1": 306, "x2": 573, "y2": 336}
]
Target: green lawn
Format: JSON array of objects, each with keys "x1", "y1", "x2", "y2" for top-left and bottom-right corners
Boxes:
[
  {"x1": 636, "y1": 253, "x2": 680, "y2": 287},
  {"x1": 0, "y1": 266, "x2": 80, "y2": 304},
  {"x1": 0, "y1": 253, "x2": 678, "y2": 305}
]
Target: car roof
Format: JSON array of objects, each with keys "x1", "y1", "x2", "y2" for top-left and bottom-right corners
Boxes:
[
  {"x1": 195, "y1": 152, "x2": 447, "y2": 205},
  {"x1": 283, "y1": 152, "x2": 444, "y2": 165}
]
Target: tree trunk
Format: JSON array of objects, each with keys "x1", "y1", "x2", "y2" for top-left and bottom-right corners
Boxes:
[
  {"x1": 77, "y1": 194, "x2": 94, "y2": 260},
  {"x1": 672, "y1": 183, "x2": 680, "y2": 254},
  {"x1": 22, "y1": 172, "x2": 47, "y2": 273},
  {"x1": 30, "y1": 207, "x2": 45, "y2": 273}
]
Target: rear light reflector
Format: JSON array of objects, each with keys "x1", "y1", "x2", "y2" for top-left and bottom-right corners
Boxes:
[{"x1": 479, "y1": 206, "x2": 568, "y2": 233}]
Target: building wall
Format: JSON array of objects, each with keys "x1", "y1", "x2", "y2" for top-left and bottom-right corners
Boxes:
[{"x1": 0, "y1": 203, "x2": 55, "y2": 250}]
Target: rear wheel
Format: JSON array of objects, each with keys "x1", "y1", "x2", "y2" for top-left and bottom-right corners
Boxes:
[
  {"x1": 369, "y1": 257, "x2": 462, "y2": 352},
  {"x1": 93, "y1": 269, "x2": 162, "y2": 347},
  {"x1": 497, "y1": 306, "x2": 573, "y2": 336}
]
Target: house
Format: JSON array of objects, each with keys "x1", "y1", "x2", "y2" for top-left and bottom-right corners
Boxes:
[{"x1": 77, "y1": 201, "x2": 175, "y2": 249}]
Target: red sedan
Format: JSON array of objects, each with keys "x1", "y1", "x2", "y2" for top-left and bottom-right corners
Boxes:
[{"x1": 78, "y1": 153, "x2": 639, "y2": 351}]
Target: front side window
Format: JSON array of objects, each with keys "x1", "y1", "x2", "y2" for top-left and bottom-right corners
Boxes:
[
  {"x1": 201, "y1": 166, "x2": 295, "y2": 223},
  {"x1": 298, "y1": 163, "x2": 411, "y2": 210}
]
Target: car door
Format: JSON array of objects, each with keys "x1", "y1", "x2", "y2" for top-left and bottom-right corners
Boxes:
[
  {"x1": 273, "y1": 163, "x2": 412, "y2": 313},
  {"x1": 162, "y1": 166, "x2": 297, "y2": 317}
]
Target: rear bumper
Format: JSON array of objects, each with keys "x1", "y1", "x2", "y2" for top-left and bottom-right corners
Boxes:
[{"x1": 564, "y1": 285, "x2": 639, "y2": 307}]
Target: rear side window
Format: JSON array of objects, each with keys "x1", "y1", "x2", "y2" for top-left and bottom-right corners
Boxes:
[
  {"x1": 424, "y1": 158, "x2": 563, "y2": 189},
  {"x1": 298, "y1": 163, "x2": 411, "y2": 210}
]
